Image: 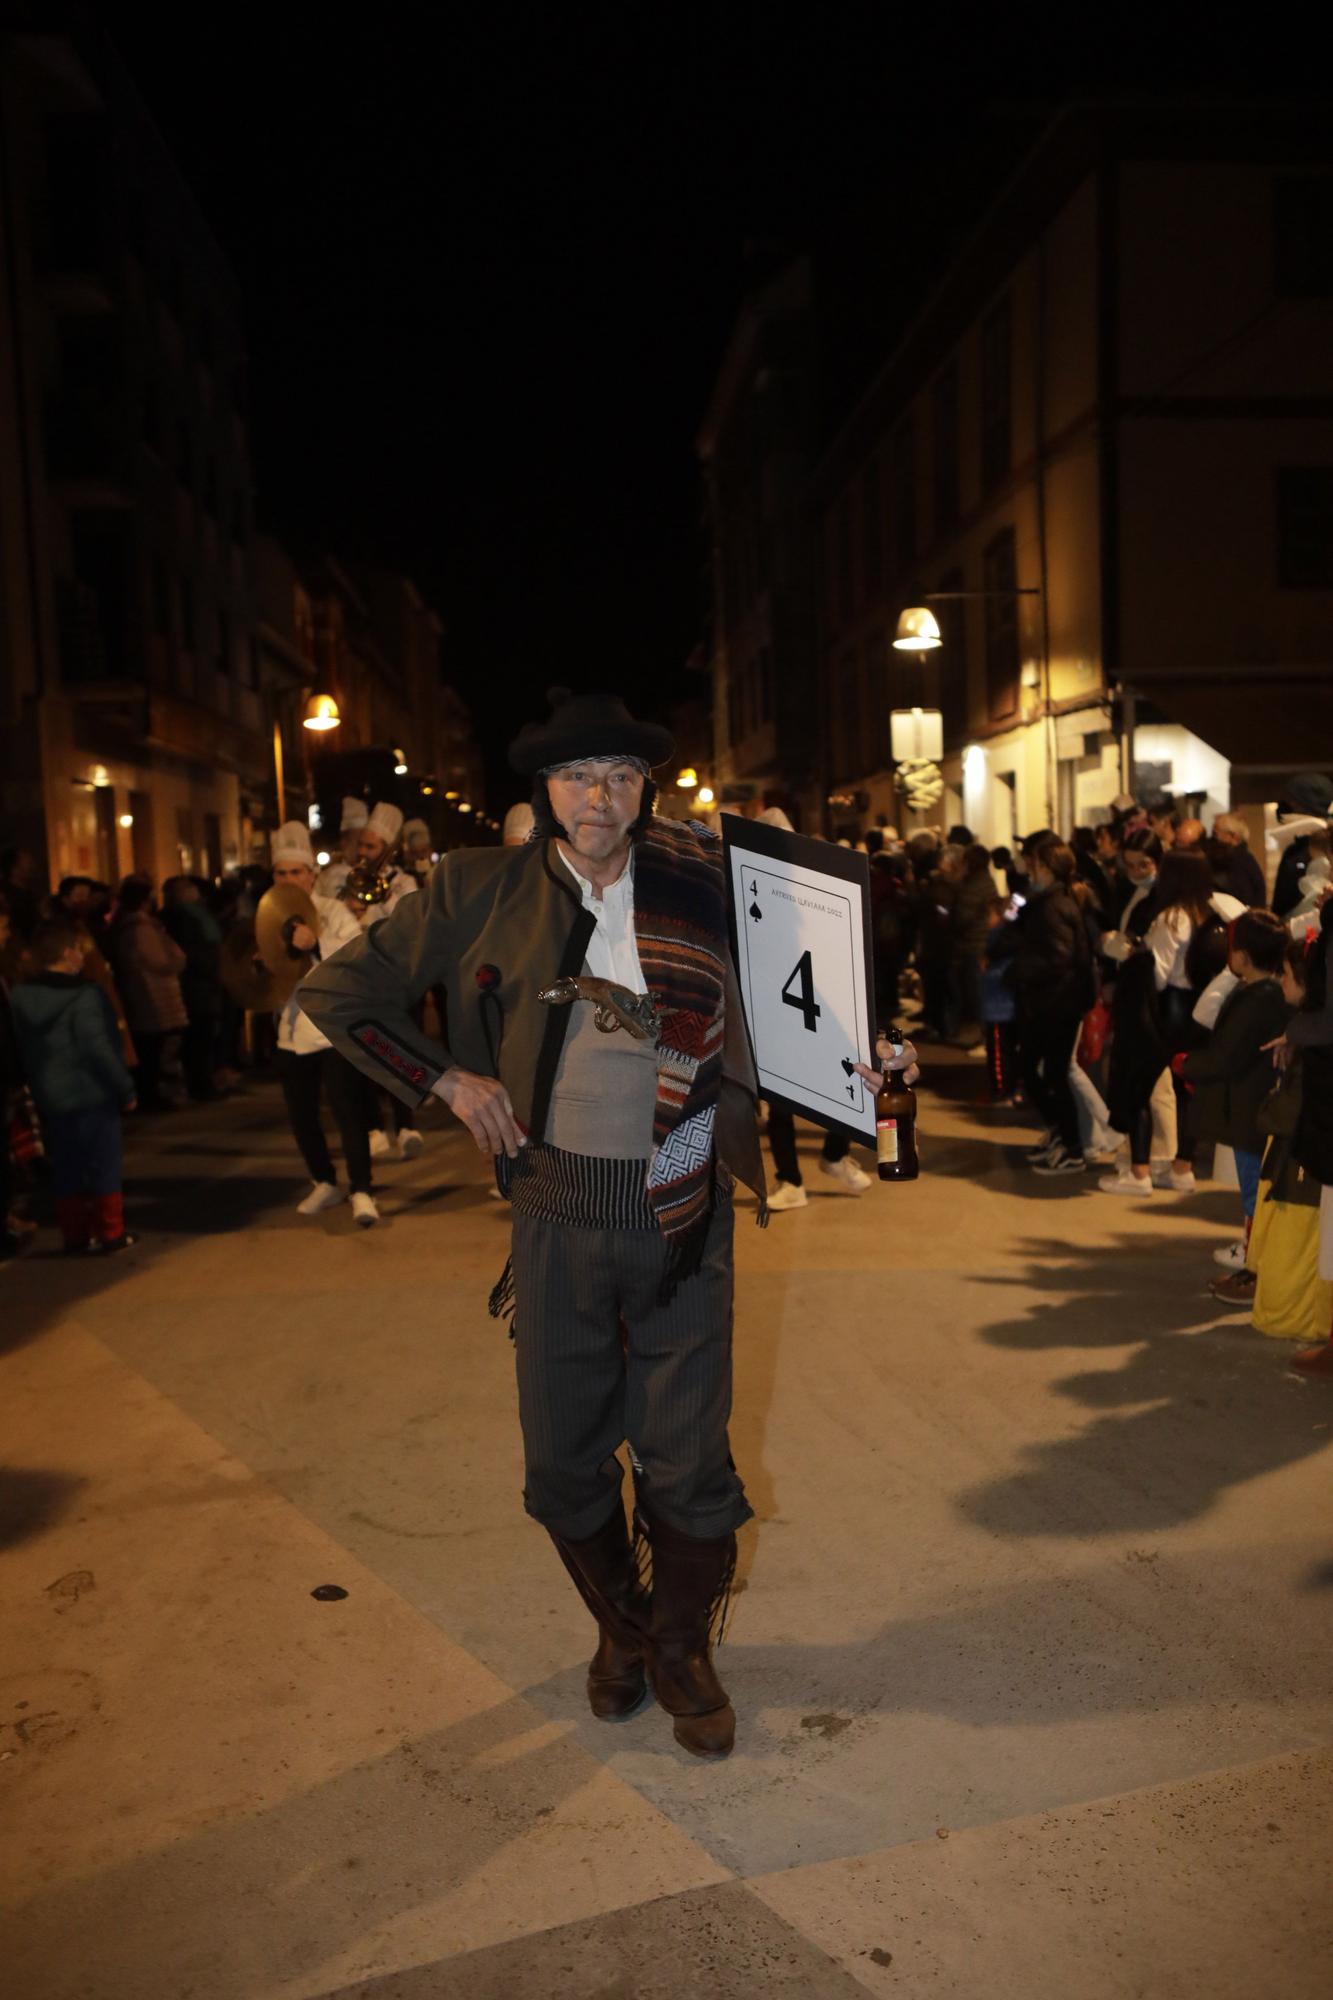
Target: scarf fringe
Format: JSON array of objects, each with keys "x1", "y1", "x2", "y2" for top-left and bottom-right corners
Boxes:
[{"x1": 488, "y1": 1254, "x2": 516, "y2": 1342}]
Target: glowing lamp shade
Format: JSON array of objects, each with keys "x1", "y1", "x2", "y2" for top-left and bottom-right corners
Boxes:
[
  {"x1": 676, "y1": 767, "x2": 698, "y2": 789},
  {"x1": 458, "y1": 801, "x2": 473, "y2": 814},
  {"x1": 696, "y1": 786, "x2": 715, "y2": 806},
  {"x1": 892, "y1": 606, "x2": 942, "y2": 652},
  {"x1": 118, "y1": 812, "x2": 134, "y2": 829},
  {"x1": 394, "y1": 761, "x2": 408, "y2": 776},
  {"x1": 302, "y1": 692, "x2": 341, "y2": 732},
  {"x1": 316, "y1": 850, "x2": 331, "y2": 866}
]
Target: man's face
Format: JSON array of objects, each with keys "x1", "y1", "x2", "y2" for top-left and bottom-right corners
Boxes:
[
  {"x1": 273, "y1": 861, "x2": 316, "y2": 895},
  {"x1": 1094, "y1": 826, "x2": 1118, "y2": 862},
  {"x1": 355, "y1": 830, "x2": 389, "y2": 868},
  {"x1": 341, "y1": 829, "x2": 362, "y2": 863},
  {"x1": 546, "y1": 759, "x2": 645, "y2": 864},
  {"x1": 1149, "y1": 813, "x2": 1175, "y2": 846}
]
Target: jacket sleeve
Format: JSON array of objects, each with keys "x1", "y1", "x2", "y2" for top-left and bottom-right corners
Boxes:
[
  {"x1": 1183, "y1": 988, "x2": 1290, "y2": 1084},
  {"x1": 298, "y1": 863, "x2": 460, "y2": 1105},
  {"x1": 78, "y1": 986, "x2": 137, "y2": 1105}
]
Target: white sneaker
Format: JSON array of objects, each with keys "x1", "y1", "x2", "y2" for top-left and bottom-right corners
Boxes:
[
  {"x1": 297, "y1": 1181, "x2": 346, "y2": 1216},
  {"x1": 1152, "y1": 1165, "x2": 1197, "y2": 1193},
  {"x1": 1098, "y1": 1170, "x2": 1153, "y2": 1197},
  {"x1": 767, "y1": 1180, "x2": 809, "y2": 1212},
  {"x1": 351, "y1": 1191, "x2": 379, "y2": 1228},
  {"x1": 398, "y1": 1128, "x2": 424, "y2": 1159},
  {"x1": 819, "y1": 1156, "x2": 872, "y2": 1194},
  {"x1": 368, "y1": 1129, "x2": 392, "y2": 1159},
  {"x1": 1213, "y1": 1239, "x2": 1247, "y2": 1271}
]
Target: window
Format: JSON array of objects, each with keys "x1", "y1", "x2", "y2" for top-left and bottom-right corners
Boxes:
[
  {"x1": 932, "y1": 361, "x2": 960, "y2": 536},
  {"x1": 837, "y1": 492, "x2": 855, "y2": 624},
  {"x1": 980, "y1": 296, "x2": 1012, "y2": 492},
  {"x1": 890, "y1": 418, "x2": 916, "y2": 575},
  {"x1": 864, "y1": 633, "x2": 891, "y2": 769},
  {"x1": 179, "y1": 576, "x2": 195, "y2": 653},
  {"x1": 1276, "y1": 468, "x2": 1333, "y2": 586},
  {"x1": 983, "y1": 528, "x2": 1020, "y2": 720},
  {"x1": 861, "y1": 455, "x2": 883, "y2": 598},
  {"x1": 142, "y1": 378, "x2": 162, "y2": 455},
  {"x1": 151, "y1": 555, "x2": 171, "y2": 636},
  {"x1": 935, "y1": 566, "x2": 968, "y2": 744},
  {"x1": 1274, "y1": 177, "x2": 1333, "y2": 299}
]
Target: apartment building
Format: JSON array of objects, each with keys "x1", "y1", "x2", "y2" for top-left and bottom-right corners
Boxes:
[
  {"x1": 813, "y1": 104, "x2": 1333, "y2": 845},
  {"x1": 0, "y1": 23, "x2": 278, "y2": 886}
]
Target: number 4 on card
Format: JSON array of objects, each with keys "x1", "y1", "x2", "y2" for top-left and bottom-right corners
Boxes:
[{"x1": 780, "y1": 950, "x2": 821, "y2": 1033}]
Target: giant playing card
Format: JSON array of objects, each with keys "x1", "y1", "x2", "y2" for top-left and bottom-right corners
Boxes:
[{"x1": 723, "y1": 816, "x2": 878, "y2": 1145}]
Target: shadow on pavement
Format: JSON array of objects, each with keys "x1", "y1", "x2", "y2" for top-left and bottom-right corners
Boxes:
[
  {"x1": 956, "y1": 1231, "x2": 1333, "y2": 1536},
  {"x1": 0, "y1": 1465, "x2": 87, "y2": 1551}
]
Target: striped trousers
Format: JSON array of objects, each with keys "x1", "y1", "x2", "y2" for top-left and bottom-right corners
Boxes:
[{"x1": 509, "y1": 1195, "x2": 752, "y2": 1542}]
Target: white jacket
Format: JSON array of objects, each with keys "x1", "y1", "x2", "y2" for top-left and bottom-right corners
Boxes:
[{"x1": 281, "y1": 892, "x2": 364, "y2": 1055}]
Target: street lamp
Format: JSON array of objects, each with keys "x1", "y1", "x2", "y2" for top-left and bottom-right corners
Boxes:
[
  {"x1": 393, "y1": 748, "x2": 408, "y2": 775},
  {"x1": 676, "y1": 767, "x2": 698, "y2": 789},
  {"x1": 302, "y1": 692, "x2": 341, "y2": 732},
  {"x1": 892, "y1": 607, "x2": 942, "y2": 652}
]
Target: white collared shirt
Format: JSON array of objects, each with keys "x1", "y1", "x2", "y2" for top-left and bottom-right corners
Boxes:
[{"x1": 558, "y1": 844, "x2": 647, "y2": 994}]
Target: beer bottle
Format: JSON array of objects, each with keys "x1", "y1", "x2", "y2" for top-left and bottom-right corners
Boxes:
[{"x1": 875, "y1": 1034, "x2": 919, "y2": 1182}]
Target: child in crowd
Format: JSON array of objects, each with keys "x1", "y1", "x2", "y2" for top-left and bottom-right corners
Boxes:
[
  {"x1": 9, "y1": 917, "x2": 138, "y2": 1253},
  {"x1": 1240, "y1": 941, "x2": 1333, "y2": 1339},
  {"x1": 1177, "y1": 909, "x2": 1291, "y2": 1306}
]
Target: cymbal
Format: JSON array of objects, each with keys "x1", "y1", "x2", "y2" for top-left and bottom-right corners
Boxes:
[
  {"x1": 219, "y1": 920, "x2": 280, "y2": 1011},
  {"x1": 254, "y1": 883, "x2": 319, "y2": 1002}
]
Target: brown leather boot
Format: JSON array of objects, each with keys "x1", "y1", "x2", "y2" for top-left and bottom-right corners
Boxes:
[
  {"x1": 550, "y1": 1506, "x2": 650, "y2": 1722},
  {"x1": 641, "y1": 1510, "x2": 737, "y2": 1758}
]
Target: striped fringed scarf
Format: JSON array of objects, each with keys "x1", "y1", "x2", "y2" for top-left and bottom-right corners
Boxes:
[{"x1": 631, "y1": 816, "x2": 729, "y2": 1292}]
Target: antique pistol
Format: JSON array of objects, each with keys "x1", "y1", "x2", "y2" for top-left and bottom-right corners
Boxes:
[{"x1": 538, "y1": 975, "x2": 660, "y2": 1041}]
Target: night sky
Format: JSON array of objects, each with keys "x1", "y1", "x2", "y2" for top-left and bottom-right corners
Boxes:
[{"x1": 105, "y1": 7, "x2": 1274, "y2": 802}]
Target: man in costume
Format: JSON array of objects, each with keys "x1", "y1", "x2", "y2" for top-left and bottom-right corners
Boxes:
[
  {"x1": 303, "y1": 691, "x2": 916, "y2": 1751},
  {"x1": 400, "y1": 817, "x2": 435, "y2": 889},
  {"x1": 316, "y1": 796, "x2": 369, "y2": 901},
  {"x1": 300, "y1": 689, "x2": 765, "y2": 1755},
  {"x1": 267, "y1": 822, "x2": 379, "y2": 1226}
]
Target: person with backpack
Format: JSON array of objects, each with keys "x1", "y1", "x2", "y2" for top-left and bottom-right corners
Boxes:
[{"x1": 1016, "y1": 838, "x2": 1097, "y2": 1177}]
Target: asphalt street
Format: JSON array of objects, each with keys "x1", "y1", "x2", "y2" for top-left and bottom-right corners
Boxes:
[{"x1": 3, "y1": 1055, "x2": 1331, "y2": 1998}]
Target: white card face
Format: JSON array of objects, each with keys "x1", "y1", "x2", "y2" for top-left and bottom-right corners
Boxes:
[{"x1": 728, "y1": 842, "x2": 877, "y2": 1141}]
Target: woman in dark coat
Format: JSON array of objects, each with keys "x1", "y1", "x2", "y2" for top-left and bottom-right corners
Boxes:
[{"x1": 1015, "y1": 839, "x2": 1095, "y2": 1176}]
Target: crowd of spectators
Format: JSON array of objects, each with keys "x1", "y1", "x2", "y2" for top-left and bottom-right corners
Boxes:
[{"x1": 846, "y1": 776, "x2": 1332, "y2": 1374}]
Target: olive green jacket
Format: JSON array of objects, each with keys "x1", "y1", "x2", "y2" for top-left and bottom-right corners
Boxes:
[{"x1": 298, "y1": 836, "x2": 766, "y2": 1203}]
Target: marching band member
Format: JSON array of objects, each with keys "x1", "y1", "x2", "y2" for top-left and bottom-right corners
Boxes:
[
  {"x1": 267, "y1": 822, "x2": 379, "y2": 1227},
  {"x1": 316, "y1": 796, "x2": 369, "y2": 901},
  {"x1": 345, "y1": 802, "x2": 423, "y2": 1157}
]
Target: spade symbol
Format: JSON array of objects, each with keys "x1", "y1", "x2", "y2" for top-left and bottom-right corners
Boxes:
[
  {"x1": 839, "y1": 1057, "x2": 855, "y2": 1077},
  {"x1": 748, "y1": 896, "x2": 763, "y2": 923}
]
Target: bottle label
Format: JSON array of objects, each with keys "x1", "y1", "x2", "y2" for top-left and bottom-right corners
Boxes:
[{"x1": 876, "y1": 1116, "x2": 898, "y2": 1164}]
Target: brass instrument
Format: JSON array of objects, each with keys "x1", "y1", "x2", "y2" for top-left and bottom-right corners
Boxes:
[
  {"x1": 538, "y1": 974, "x2": 660, "y2": 1042},
  {"x1": 220, "y1": 883, "x2": 320, "y2": 1009},
  {"x1": 343, "y1": 862, "x2": 393, "y2": 909}
]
